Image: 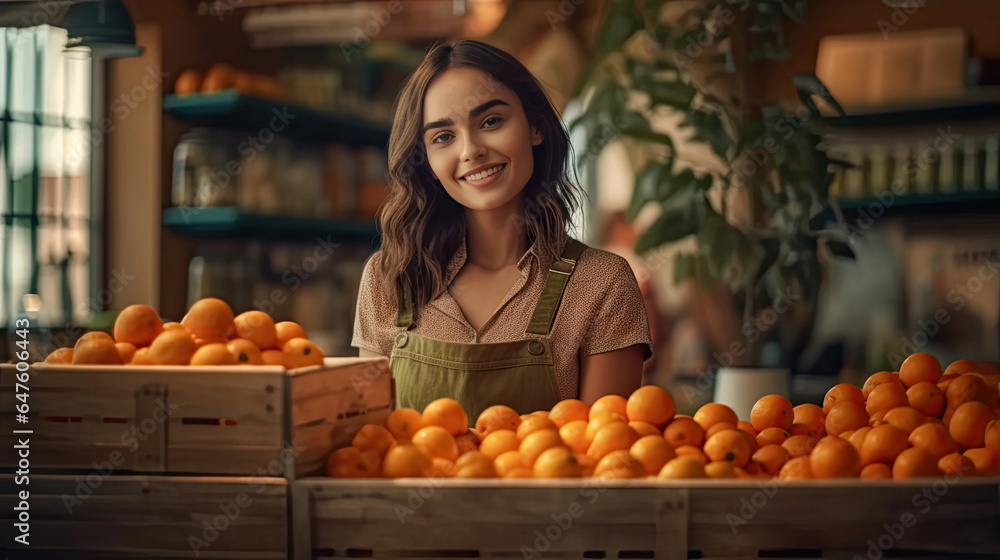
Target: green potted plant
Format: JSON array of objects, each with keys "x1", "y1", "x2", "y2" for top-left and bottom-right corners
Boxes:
[{"x1": 571, "y1": 0, "x2": 855, "y2": 416}]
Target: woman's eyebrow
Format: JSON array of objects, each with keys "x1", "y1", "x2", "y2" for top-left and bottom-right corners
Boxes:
[{"x1": 422, "y1": 99, "x2": 511, "y2": 135}]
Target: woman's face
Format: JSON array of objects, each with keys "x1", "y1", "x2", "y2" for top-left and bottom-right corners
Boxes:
[{"x1": 421, "y1": 67, "x2": 543, "y2": 214}]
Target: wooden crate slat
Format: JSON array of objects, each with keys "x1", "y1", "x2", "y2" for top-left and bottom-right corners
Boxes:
[
  {"x1": 169, "y1": 421, "x2": 281, "y2": 447},
  {"x1": 5, "y1": 549, "x2": 287, "y2": 559},
  {"x1": 0, "y1": 389, "x2": 136, "y2": 416},
  {"x1": 166, "y1": 447, "x2": 286, "y2": 476},
  {"x1": 0, "y1": 474, "x2": 287, "y2": 557}
]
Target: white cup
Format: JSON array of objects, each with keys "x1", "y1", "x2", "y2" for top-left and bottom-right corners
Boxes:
[{"x1": 713, "y1": 367, "x2": 791, "y2": 422}]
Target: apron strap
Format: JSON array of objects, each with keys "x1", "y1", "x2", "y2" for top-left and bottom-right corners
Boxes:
[
  {"x1": 526, "y1": 238, "x2": 587, "y2": 336},
  {"x1": 395, "y1": 288, "x2": 414, "y2": 329}
]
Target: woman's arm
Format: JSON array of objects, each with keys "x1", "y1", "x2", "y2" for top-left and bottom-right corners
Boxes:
[
  {"x1": 578, "y1": 344, "x2": 645, "y2": 404},
  {"x1": 359, "y1": 348, "x2": 385, "y2": 359}
]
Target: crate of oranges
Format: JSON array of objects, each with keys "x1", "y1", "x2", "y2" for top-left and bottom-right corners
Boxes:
[
  {"x1": 0, "y1": 298, "x2": 392, "y2": 479},
  {"x1": 291, "y1": 358, "x2": 1000, "y2": 559}
]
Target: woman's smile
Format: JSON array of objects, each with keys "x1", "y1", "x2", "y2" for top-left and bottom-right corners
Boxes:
[{"x1": 459, "y1": 163, "x2": 507, "y2": 186}]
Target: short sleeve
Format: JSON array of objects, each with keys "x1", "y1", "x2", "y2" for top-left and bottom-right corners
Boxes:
[
  {"x1": 351, "y1": 254, "x2": 396, "y2": 357},
  {"x1": 578, "y1": 253, "x2": 653, "y2": 360}
]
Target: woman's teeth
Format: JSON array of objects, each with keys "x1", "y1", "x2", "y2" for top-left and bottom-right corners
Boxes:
[{"x1": 464, "y1": 164, "x2": 504, "y2": 181}]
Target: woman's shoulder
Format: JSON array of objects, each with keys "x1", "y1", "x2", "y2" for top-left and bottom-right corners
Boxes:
[{"x1": 574, "y1": 244, "x2": 637, "y2": 280}]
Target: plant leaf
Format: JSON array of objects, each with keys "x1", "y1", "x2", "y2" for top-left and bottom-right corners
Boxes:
[
  {"x1": 825, "y1": 239, "x2": 856, "y2": 259},
  {"x1": 635, "y1": 201, "x2": 700, "y2": 253},
  {"x1": 628, "y1": 162, "x2": 667, "y2": 221}
]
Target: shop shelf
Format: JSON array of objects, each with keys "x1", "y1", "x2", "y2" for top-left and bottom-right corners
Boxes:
[
  {"x1": 821, "y1": 94, "x2": 1000, "y2": 129},
  {"x1": 163, "y1": 90, "x2": 391, "y2": 148},
  {"x1": 838, "y1": 190, "x2": 1000, "y2": 217},
  {"x1": 162, "y1": 206, "x2": 380, "y2": 244}
]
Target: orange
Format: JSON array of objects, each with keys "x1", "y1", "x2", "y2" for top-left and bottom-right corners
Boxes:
[
  {"x1": 261, "y1": 349, "x2": 287, "y2": 368},
  {"x1": 504, "y1": 466, "x2": 534, "y2": 478},
  {"x1": 825, "y1": 401, "x2": 869, "y2": 437},
  {"x1": 866, "y1": 383, "x2": 909, "y2": 416},
  {"x1": 181, "y1": 298, "x2": 235, "y2": 340},
  {"x1": 479, "y1": 429, "x2": 520, "y2": 459},
  {"x1": 752, "y1": 444, "x2": 791, "y2": 476},
  {"x1": 130, "y1": 347, "x2": 154, "y2": 365},
  {"x1": 881, "y1": 406, "x2": 926, "y2": 436},
  {"x1": 429, "y1": 457, "x2": 456, "y2": 478},
  {"x1": 792, "y1": 403, "x2": 826, "y2": 436},
  {"x1": 549, "y1": 399, "x2": 590, "y2": 428},
  {"x1": 937, "y1": 373, "x2": 960, "y2": 394},
  {"x1": 146, "y1": 329, "x2": 196, "y2": 366},
  {"x1": 906, "y1": 382, "x2": 946, "y2": 418},
  {"x1": 352, "y1": 424, "x2": 397, "y2": 458},
  {"x1": 737, "y1": 420, "x2": 758, "y2": 438},
  {"x1": 493, "y1": 451, "x2": 526, "y2": 477},
  {"x1": 161, "y1": 322, "x2": 184, "y2": 331},
  {"x1": 810, "y1": 436, "x2": 861, "y2": 478},
  {"x1": 949, "y1": 401, "x2": 992, "y2": 449},
  {"x1": 72, "y1": 332, "x2": 123, "y2": 365},
  {"x1": 737, "y1": 426, "x2": 758, "y2": 456},
  {"x1": 589, "y1": 394, "x2": 628, "y2": 420},
  {"x1": 519, "y1": 429, "x2": 564, "y2": 466},
  {"x1": 517, "y1": 413, "x2": 559, "y2": 439},
  {"x1": 664, "y1": 417, "x2": 705, "y2": 449},
  {"x1": 190, "y1": 343, "x2": 238, "y2": 366},
  {"x1": 750, "y1": 394, "x2": 794, "y2": 432},
  {"x1": 756, "y1": 427, "x2": 790, "y2": 447},
  {"x1": 114, "y1": 342, "x2": 137, "y2": 364},
  {"x1": 777, "y1": 456, "x2": 813, "y2": 480},
  {"x1": 823, "y1": 383, "x2": 865, "y2": 414},
  {"x1": 625, "y1": 385, "x2": 675, "y2": 427},
  {"x1": 411, "y1": 425, "x2": 459, "y2": 461},
  {"x1": 533, "y1": 446, "x2": 582, "y2": 478},
  {"x1": 381, "y1": 444, "x2": 432, "y2": 478},
  {"x1": 848, "y1": 427, "x2": 871, "y2": 452},
  {"x1": 962, "y1": 448, "x2": 1000, "y2": 475},
  {"x1": 693, "y1": 403, "x2": 738, "y2": 431},
  {"x1": 703, "y1": 429, "x2": 751, "y2": 467},
  {"x1": 584, "y1": 410, "x2": 624, "y2": 441},
  {"x1": 113, "y1": 304, "x2": 164, "y2": 347},
  {"x1": 629, "y1": 421, "x2": 662, "y2": 438},
  {"x1": 233, "y1": 311, "x2": 277, "y2": 350},
  {"x1": 386, "y1": 408, "x2": 423, "y2": 442},
  {"x1": 674, "y1": 445, "x2": 709, "y2": 465},
  {"x1": 862, "y1": 372, "x2": 903, "y2": 400},
  {"x1": 899, "y1": 352, "x2": 943, "y2": 388},
  {"x1": 859, "y1": 424, "x2": 909, "y2": 466},
  {"x1": 45, "y1": 347, "x2": 74, "y2": 364},
  {"x1": 630, "y1": 435, "x2": 676, "y2": 475},
  {"x1": 985, "y1": 419, "x2": 1000, "y2": 451},
  {"x1": 860, "y1": 463, "x2": 892, "y2": 480},
  {"x1": 704, "y1": 460, "x2": 739, "y2": 479},
  {"x1": 558, "y1": 420, "x2": 592, "y2": 454},
  {"x1": 587, "y1": 421, "x2": 640, "y2": 460},
  {"x1": 226, "y1": 338, "x2": 264, "y2": 365},
  {"x1": 282, "y1": 338, "x2": 325, "y2": 369},
  {"x1": 944, "y1": 359, "x2": 983, "y2": 377},
  {"x1": 705, "y1": 421, "x2": 738, "y2": 439},
  {"x1": 868, "y1": 409, "x2": 888, "y2": 428},
  {"x1": 422, "y1": 398, "x2": 469, "y2": 436},
  {"x1": 474, "y1": 405, "x2": 521, "y2": 437},
  {"x1": 274, "y1": 321, "x2": 307, "y2": 348},
  {"x1": 454, "y1": 451, "x2": 497, "y2": 478},
  {"x1": 657, "y1": 456, "x2": 707, "y2": 479},
  {"x1": 946, "y1": 374, "x2": 990, "y2": 407},
  {"x1": 892, "y1": 448, "x2": 940, "y2": 480},
  {"x1": 908, "y1": 423, "x2": 958, "y2": 459},
  {"x1": 938, "y1": 452, "x2": 975, "y2": 476},
  {"x1": 326, "y1": 447, "x2": 377, "y2": 478},
  {"x1": 594, "y1": 450, "x2": 645, "y2": 479},
  {"x1": 455, "y1": 430, "x2": 480, "y2": 456},
  {"x1": 782, "y1": 434, "x2": 819, "y2": 458}
]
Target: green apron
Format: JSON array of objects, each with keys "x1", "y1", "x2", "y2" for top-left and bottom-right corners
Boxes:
[{"x1": 390, "y1": 239, "x2": 587, "y2": 426}]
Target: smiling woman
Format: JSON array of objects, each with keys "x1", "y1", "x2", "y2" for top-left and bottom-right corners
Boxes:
[{"x1": 353, "y1": 40, "x2": 652, "y2": 424}]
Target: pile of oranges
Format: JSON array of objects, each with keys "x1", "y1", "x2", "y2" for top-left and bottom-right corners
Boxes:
[
  {"x1": 327, "y1": 353, "x2": 1000, "y2": 480},
  {"x1": 43, "y1": 298, "x2": 324, "y2": 369}
]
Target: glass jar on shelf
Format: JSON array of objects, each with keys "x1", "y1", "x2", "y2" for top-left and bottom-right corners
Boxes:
[{"x1": 171, "y1": 129, "x2": 242, "y2": 208}]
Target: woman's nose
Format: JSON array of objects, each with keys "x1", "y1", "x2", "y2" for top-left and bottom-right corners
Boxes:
[{"x1": 460, "y1": 134, "x2": 486, "y2": 161}]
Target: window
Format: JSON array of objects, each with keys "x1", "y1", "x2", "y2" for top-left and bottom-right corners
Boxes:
[{"x1": 1, "y1": 25, "x2": 95, "y2": 331}]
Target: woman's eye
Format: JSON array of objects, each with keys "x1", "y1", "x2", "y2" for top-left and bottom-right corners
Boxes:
[
  {"x1": 484, "y1": 116, "x2": 502, "y2": 127},
  {"x1": 432, "y1": 133, "x2": 452, "y2": 143}
]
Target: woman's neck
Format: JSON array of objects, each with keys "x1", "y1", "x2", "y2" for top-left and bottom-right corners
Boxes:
[{"x1": 464, "y1": 201, "x2": 529, "y2": 270}]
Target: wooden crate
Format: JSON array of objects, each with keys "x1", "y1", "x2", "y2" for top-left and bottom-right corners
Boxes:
[
  {"x1": 0, "y1": 473, "x2": 287, "y2": 559},
  {"x1": 292, "y1": 477, "x2": 1000, "y2": 560},
  {"x1": 0, "y1": 357, "x2": 392, "y2": 478}
]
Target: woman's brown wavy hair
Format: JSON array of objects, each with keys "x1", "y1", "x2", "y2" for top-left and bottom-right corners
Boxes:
[{"x1": 375, "y1": 39, "x2": 584, "y2": 320}]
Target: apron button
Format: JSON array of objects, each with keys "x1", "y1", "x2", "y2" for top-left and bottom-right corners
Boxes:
[
  {"x1": 527, "y1": 340, "x2": 544, "y2": 355},
  {"x1": 395, "y1": 332, "x2": 409, "y2": 348}
]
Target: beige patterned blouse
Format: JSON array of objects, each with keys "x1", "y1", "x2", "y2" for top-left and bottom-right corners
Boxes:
[{"x1": 352, "y1": 236, "x2": 653, "y2": 399}]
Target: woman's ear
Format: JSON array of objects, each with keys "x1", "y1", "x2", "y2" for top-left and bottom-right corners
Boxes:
[{"x1": 531, "y1": 125, "x2": 544, "y2": 146}]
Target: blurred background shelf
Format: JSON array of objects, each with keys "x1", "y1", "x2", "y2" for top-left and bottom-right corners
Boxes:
[
  {"x1": 163, "y1": 90, "x2": 391, "y2": 148},
  {"x1": 838, "y1": 191, "x2": 1000, "y2": 217},
  {"x1": 163, "y1": 206, "x2": 380, "y2": 244}
]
